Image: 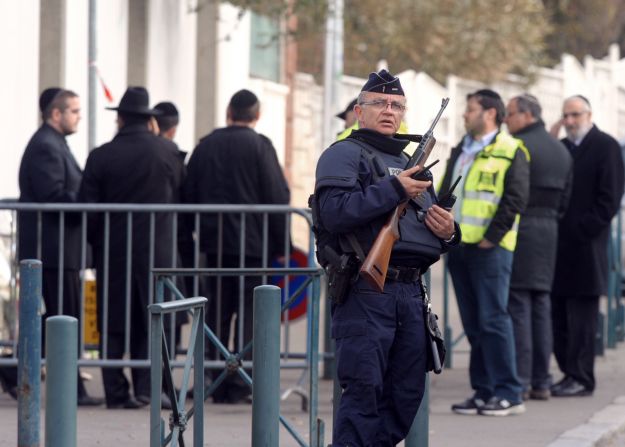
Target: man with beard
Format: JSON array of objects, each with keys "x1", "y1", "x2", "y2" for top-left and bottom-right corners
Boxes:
[
  {"x1": 504, "y1": 94, "x2": 572, "y2": 401},
  {"x1": 440, "y1": 89, "x2": 529, "y2": 416},
  {"x1": 549, "y1": 95, "x2": 624, "y2": 397},
  {"x1": 17, "y1": 88, "x2": 102, "y2": 405},
  {"x1": 314, "y1": 69, "x2": 458, "y2": 446}
]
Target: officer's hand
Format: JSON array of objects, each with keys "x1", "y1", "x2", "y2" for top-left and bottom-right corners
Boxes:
[
  {"x1": 425, "y1": 205, "x2": 455, "y2": 240},
  {"x1": 397, "y1": 165, "x2": 432, "y2": 199}
]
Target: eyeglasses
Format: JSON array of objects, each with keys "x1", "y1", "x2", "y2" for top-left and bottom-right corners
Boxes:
[
  {"x1": 562, "y1": 111, "x2": 588, "y2": 119},
  {"x1": 359, "y1": 99, "x2": 407, "y2": 113}
]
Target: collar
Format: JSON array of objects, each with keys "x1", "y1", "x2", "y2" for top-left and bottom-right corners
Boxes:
[
  {"x1": 349, "y1": 128, "x2": 411, "y2": 156},
  {"x1": 462, "y1": 129, "x2": 497, "y2": 155},
  {"x1": 116, "y1": 123, "x2": 152, "y2": 137},
  {"x1": 513, "y1": 120, "x2": 543, "y2": 136}
]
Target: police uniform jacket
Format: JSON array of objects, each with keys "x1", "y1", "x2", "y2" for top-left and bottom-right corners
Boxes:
[
  {"x1": 18, "y1": 123, "x2": 82, "y2": 269},
  {"x1": 315, "y1": 129, "x2": 454, "y2": 268},
  {"x1": 552, "y1": 125, "x2": 624, "y2": 297},
  {"x1": 79, "y1": 124, "x2": 184, "y2": 333},
  {"x1": 182, "y1": 125, "x2": 290, "y2": 260},
  {"x1": 510, "y1": 121, "x2": 572, "y2": 291}
]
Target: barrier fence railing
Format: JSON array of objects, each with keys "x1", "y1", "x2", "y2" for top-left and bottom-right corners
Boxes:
[{"x1": 0, "y1": 202, "x2": 317, "y2": 373}]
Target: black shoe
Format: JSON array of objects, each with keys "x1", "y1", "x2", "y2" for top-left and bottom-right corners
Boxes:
[
  {"x1": 451, "y1": 397, "x2": 486, "y2": 415},
  {"x1": 106, "y1": 397, "x2": 145, "y2": 409},
  {"x1": 136, "y1": 393, "x2": 174, "y2": 409},
  {"x1": 550, "y1": 376, "x2": 573, "y2": 393},
  {"x1": 551, "y1": 379, "x2": 592, "y2": 397},
  {"x1": 77, "y1": 394, "x2": 104, "y2": 406},
  {"x1": 529, "y1": 388, "x2": 550, "y2": 400},
  {"x1": 478, "y1": 396, "x2": 526, "y2": 416}
]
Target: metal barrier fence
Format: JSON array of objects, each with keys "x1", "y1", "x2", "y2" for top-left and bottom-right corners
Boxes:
[{"x1": 0, "y1": 202, "x2": 317, "y2": 371}]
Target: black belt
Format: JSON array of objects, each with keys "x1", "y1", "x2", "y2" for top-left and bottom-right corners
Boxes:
[{"x1": 386, "y1": 266, "x2": 421, "y2": 283}]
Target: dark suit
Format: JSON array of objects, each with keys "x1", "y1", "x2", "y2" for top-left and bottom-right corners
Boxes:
[
  {"x1": 182, "y1": 125, "x2": 290, "y2": 402},
  {"x1": 17, "y1": 122, "x2": 90, "y2": 397},
  {"x1": 79, "y1": 124, "x2": 183, "y2": 405},
  {"x1": 508, "y1": 121, "x2": 572, "y2": 393},
  {"x1": 551, "y1": 124, "x2": 624, "y2": 390}
]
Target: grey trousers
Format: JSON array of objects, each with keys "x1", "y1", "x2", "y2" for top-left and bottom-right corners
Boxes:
[{"x1": 508, "y1": 288, "x2": 553, "y2": 391}]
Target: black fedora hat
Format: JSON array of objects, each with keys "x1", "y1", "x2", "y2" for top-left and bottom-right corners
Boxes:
[
  {"x1": 106, "y1": 86, "x2": 161, "y2": 116},
  {"x1": 336, "y1": 98, "x2": 357, "y2": 120}
]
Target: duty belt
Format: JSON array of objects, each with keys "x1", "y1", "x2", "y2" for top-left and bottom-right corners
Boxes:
[{"x1": 386, "y1": 266, "x2": 421, "y2": 283}]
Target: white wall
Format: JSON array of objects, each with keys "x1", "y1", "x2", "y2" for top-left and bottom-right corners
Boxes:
[
  {"x1": 1, "y1": 2, "x2": 40, "y2": 198},
  {"x1": 146, "y1": 0, "x2": 197, "y2": 152}
]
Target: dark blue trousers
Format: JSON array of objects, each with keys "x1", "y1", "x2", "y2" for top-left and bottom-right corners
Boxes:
[
  {"x1": 447, "y1": 244, "x2": 523, "y2": 403},
  {"x1": 332, "y1": 278, "x2": 427, "y2": 447}
]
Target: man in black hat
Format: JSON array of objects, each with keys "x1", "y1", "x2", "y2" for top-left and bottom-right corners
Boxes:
[
  {"x1": 182, "y1": 89, "x2": 290, "y2": 403},
  {"x1": 16, "y1": 87, "x2": 103, "y2": 406},
  {"x1": 336, "y1": 98, "x2": 358, "y2": 130},
  {"x1": 314, "y1": 70, "x2": 458, "y2": 445},
  {"x1": 79, "y1": 86, "x2": 183, "y2": 409}
]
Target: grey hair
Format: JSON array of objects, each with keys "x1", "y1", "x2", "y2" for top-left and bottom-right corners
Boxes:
[
  {"x1": 513, "y1": 94, "x2": 542, "y2": 120},
  {"x1": 564, "y1": 94, "x2": 592, "y2": 112}
]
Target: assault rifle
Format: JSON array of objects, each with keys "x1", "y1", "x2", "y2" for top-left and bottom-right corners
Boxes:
[{"x1": 359, "y1": 98, "x2": 449, "y2": 292}]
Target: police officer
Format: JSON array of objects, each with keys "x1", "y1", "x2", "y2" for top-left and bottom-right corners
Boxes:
[{"x1": 314, "y1": 70, "x2": 458, "y2": 446}]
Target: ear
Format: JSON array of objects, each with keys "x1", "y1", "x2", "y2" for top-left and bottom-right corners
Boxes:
[{"x1": 50, "y1": 107, "x2": 63, "y2": 122}]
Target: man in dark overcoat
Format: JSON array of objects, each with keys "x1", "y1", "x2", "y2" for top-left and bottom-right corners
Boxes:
[
  {"x1": 18, "y1": 87, "x2": 102, "y2": 406},
  {"x1": 550, "y1": 95, "x2": 624, "y2": 397},
  {"x1": 182, "y1": 89, "x2": 290, "y2": 403},
  {"x1": 79, "y1": 87, "x2": 183, "y2": 408},
  {"x1": 504, "y1": 94, "x2": 572, "y2": 400}
]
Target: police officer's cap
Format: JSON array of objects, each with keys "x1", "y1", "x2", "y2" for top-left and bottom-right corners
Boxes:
[
  {"x1": 39, "y1": 87, "x2": 63, "y2": 113},
  {"x1": 361, "y1": 69, "x2": 404, "y2": 96},
  {"x1": 154, "y1": 101, "x2": 179, "y2": 118},
  {"x1": 229, "y1": 89, "x2": 258, "y2": 109}
]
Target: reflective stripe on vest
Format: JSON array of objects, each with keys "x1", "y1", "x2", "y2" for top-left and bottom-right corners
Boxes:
[{"x1": 459, "y1": 132, "x2": 527, "y2": 251}]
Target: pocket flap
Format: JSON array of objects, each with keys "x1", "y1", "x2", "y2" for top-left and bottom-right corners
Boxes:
[{"x1": 331, "y1": 319, "x2": 367, "y2": 339}]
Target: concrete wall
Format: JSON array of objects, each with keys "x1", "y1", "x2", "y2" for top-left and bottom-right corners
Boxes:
[{"x1": 1, "y1": 0, "x2": 289, "y2": 198}]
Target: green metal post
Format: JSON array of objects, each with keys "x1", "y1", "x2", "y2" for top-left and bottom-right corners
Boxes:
[
  {"x1": 442, "y1": 257, "x2": 453, "y2": 368},
  {"x1": 252, "y1": 285, "x2": 281, "y2": 447},
  {"x1": 405, "y1": 374, "x2": 430, "y2": 447},
  {"x1": 45, "y1": 316, "x2": 78, "y2": 447},
  {"x1": 18, "y1": 259, "x2": 42, "y2": 447}
]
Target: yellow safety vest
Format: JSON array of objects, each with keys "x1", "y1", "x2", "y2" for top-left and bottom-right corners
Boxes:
[{"x1": 460, "y1": 132, "x2": 529, "y2": 251}]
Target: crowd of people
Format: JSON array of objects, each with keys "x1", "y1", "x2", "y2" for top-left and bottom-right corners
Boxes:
[
  {"x1": 2, "y1": 68, "x2": 624, "y2": 446},
  {"x1": 321, "y1": 71, "x2": 623, "y2": 445},
  {"x1": 6, "y1": 85, "x2": 289, "y2": 409}
]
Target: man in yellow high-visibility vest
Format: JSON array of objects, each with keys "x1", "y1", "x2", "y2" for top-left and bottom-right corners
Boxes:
[{"x1": 439, "y1": 89, "x2": 530, "y2": 417}]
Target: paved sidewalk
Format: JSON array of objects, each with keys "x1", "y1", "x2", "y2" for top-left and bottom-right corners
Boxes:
[{"x1": 1, "y1": 342, "x2": 625, "y2": 446}]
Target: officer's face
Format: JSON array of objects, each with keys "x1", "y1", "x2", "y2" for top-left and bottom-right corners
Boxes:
[
  {"x1": 354, "y1": 92, "x2": 406, "y2": 136},
  {"x1": 562, "y1": 98, "x2": 592, "y2": 141}
]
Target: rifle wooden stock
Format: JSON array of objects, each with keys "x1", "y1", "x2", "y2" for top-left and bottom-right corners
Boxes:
[
  {"x1": 359, "y1": 202, "x2": 407, "y2": 292},
  {"x1": 359, "y1": 98, "x2": 449, "y2": 292}
]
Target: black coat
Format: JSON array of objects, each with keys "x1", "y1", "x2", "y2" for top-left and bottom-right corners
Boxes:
[
  {"x1": 510, "y1": 121, "x2": 572, "y2": 291},
  {"x1": 18, "y1": 123, "x2": 83, "y2": 269},
  {"x1": 552, "y1": 125, "x2": 624, "y2": 297},
  {"x1": 182, "y1": 125, "x2": 290, "y2": 259},
  {"x1": 79, "y1": 124, "x2": 184, "y2": 333}
]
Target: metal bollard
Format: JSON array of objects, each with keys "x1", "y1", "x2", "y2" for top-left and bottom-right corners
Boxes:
[
  {"x1": 251, "y1": 285, "x2": 281, "y2": 447},
  {"x1": 18, "y1": 260, "x2": 42, "y2": 447},
  {"x1": 405, "y1": 374, "x2": 430, "y2": 447},
  {"x1": 45, "y1": 316, "x2": 78, "y2": 447}
]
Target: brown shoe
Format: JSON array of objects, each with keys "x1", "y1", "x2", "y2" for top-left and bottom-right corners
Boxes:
[{"x1": 529, "y1": 389, "x2": 550, "y2": 400}]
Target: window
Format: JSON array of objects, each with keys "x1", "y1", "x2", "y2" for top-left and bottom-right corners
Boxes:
[{"x1": 249, "y1": 12, "x2": 281, "y2": 82}]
